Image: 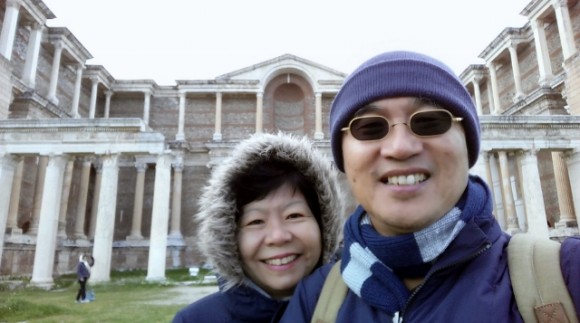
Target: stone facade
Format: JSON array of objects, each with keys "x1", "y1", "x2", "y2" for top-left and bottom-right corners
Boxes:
[{"x1": 0, "y1": 0, "x2": 579, "y2": 285}]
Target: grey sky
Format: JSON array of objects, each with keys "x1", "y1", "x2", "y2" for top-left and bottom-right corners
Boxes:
[{"x1": 43, "y1": 0, "x2": 531, "y2": 85}]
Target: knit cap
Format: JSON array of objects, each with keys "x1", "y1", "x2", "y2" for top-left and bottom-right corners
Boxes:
[{"x1": 329, "y1": 50, "x2": 480, "y2": 172}]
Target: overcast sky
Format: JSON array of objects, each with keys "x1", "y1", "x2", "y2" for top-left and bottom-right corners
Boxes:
[{"x1": 42, "y1": 0, "x2": 531, "y2": 85}]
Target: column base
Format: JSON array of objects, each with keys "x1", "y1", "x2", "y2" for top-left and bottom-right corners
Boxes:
[
  {"x1": 126, "y1": 234, "x2": 144, "y2": 241},
  {"x1": 314, "y1": 132, "x2": 324, "y2": 140},
  {"x1": 213, "y1": 133, "x2": 222, "y2": 141},
  {"x1": 555, "y1": 219, "x2": 577, "y2": 229},
  {"x1": 6, "y1": 227, "x2": 22, "y2": 235}
]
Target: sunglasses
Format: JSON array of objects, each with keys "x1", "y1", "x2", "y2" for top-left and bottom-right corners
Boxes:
[{"x1": 341, "y1": 109, "x2": 463, "y2": 141}]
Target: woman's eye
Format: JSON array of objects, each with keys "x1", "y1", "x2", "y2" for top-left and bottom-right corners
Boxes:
[
  {"x1": 287, "y1": 213, "x2": 304, "y2": 220},
  {"x1": 244, "y1": 219, "x2": 264, "y2": 226}
]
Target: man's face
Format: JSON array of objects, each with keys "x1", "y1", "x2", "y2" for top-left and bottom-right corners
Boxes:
[{"x1": 341, "y1": 97, "x2": 470, "y2": 236}]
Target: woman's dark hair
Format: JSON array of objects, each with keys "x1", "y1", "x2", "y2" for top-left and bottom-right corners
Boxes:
[{"x1": 231, "y1": 159, "x2": 321, "y2": 227}]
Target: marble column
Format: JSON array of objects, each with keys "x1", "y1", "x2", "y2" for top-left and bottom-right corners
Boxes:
[
  {"x1": 89, "y1": 162, "x2": 103, "y2": 239},
  {"x1": 57, "y1": 159, "x2": 74, "y2": 239},
  {"x1": 146, "y1": 154, "x2": 172, "y2": 281},
  {"x1": 176, "y1": 92, "x2": 186, "y2": 141},
  {"x1": 498, "y1": 151, "x2": 518, "y2": 232},
  {"x1": 91, "y1": 154, "x2": 120, "y2": 283},
  {"x1": 104, "y1": 90, "x2": 113, "y2": 118},
  {"x1": 256, "y1": 92, "x2": 263, "y2": 133},
  {"x1": 6, "y1": 157, "x2": 23, "y2": 235},
  {"x1": 143, "y1": 90, "x2": 151, "y2": 125},
  {"x1": 552, "y1": 0, "x2": 577, "y2": 59},
  {"x1": 507, "y1": 42, "x2": 524, "y2": 101},
  {"x1": 553, "y1": 152, "x2": 576, "y2": 227},
  {"x1": 0, "y1": 0, "x2": 20, "y2": 60},
  {"x1": 314, "y1": 92, "x2": 323, "y2": 139},
  {"x1": 0, "y1": 154, "x2": 18, "y2": 268},
  {"x1": 169, "y1": 162, "x2": 184, "y2": 240},
  {"x1": 73, "y1": 158, "x2": 91, "y2": 239},
  {"x1": 472, "y1": 76, "x2": 483, "y2": 115},
  {"x1": 213, "y1": 92, "x2": 222, "y2": 141},
  {"x1": 88, "y1": 77, "x2": 99, "y2": 119},
  {"x1": 563, "y1": 150, "x2": 580, "y2": 226},
  {"x1": 28, "y1": 156, "x2": 49, "y2": 235},
  {"x1": 519, "y1": 150, "x2": 550, "y2": 238},
  {"x1": 489, "y1": 153, "x2": 506, "y2": 228},
  {"x1": 127, "y1": 162, "x2": 147, "y2": 240},
  {"x1": 30, "y1": 155, "x2": 68, "y2": 288},
  {"x1": 71, "y1": 64, "x2": 84, "y2": 118},
  {"x1": 487, "y1": 62, "x2": 501, "y2": 114},
  {"x1": 531, "y1": 18, "x2": 554, "y2": 86},
  {"x1": 22, "y1": 23, "x2": 44, "y2": 88},
  {"x1": 47, "y1": 41, "x2": 64, "y2": 104}
]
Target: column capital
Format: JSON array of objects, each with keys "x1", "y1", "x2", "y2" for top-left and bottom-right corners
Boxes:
[
  {"x1": 6, "y1": 0, "x2": 21, "y2": 9},
  {"x1": 105, "y1": 90, "x2": 114, "y2": 98},
  {"x1": 135, "y1": 162, "x2": 148, "y2": 172}
]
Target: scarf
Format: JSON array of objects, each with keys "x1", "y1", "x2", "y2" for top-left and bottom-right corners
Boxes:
[{"x1": 340, "y1": 176, "x2": 491, "y2": 315}]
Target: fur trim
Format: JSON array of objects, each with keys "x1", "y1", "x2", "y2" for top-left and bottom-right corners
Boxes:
[{"x1": 195, "y1": 132, "x2": 345, "y2": 290}]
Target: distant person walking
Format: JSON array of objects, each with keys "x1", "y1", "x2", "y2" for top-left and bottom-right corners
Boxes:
[{"x1": 75, "y1": 254, "x2": 93, "y2": 303}]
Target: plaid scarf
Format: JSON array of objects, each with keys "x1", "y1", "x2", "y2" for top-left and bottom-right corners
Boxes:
[{"x1": 340, "y1": 177, "x2": 490, "y2": 315}]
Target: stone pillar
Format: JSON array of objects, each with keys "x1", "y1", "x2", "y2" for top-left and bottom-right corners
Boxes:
[
  {"x1": 176, "y1": 92, "x2": 186, "y2": 141},
  {"x1": 127, "y1": 162, "x2": 147, "y2": 240},
  {"x1": 531, "y1": 18, "x2": 554, "y2": 86},
  {"x1": 564, "y1": 150, "x2": 580, "y2": 225},
  {"x1": 519, "y1": 150, "x2": 550, "y2": 238},
  {"x1": 57, "y1": 159, "x2": 74, "y2": 239},
  {"x1": 498, "y1": 151, "x2": 519, "y2": 232},
  {"x1": 73, "y1": 158, "x2": 91, "y2": 239},
  {"x1": 104, "y1": 90, "x2": 113, "y2": 118},
  {"x1": 552, "y1": 0, "x2": 577, "y2": 59},
  {"x1": 314, "y1": 92, "x2": 323, "y2": 139},
  {"x1": 470, "y1": 151, "x2": 486, "y2": 179},
  {"x1": 256, "y1": 92, "x2": 263, "y2": 133},
  {"x1": 552, "y1": 152, "x2": 576, "y2": 228},
  {"x1": 472, "y1": 76, "x2": 483, "y2": 115},
  {"x1": 486, "y1": 79, "x2": 495, "y2": 115},
  {"x1": 146, "y1": 154, "x2": 172, "y2": 281},
  {"x1": 30, "y1": 155, "x2": 68, "y2": 288},
  {"x1": 0, "y1": 0, "x2": 20, "y2": 60},
  {"x1": 91, "y1": 154, "x2": 120, "y2": 283},
  {"x1": 0, "y1": 154, "x2": 18, "y2": 268},
  {"x1": 22, "y1": 23, "x2": 44, "y2": 88},
  {"x1": 89, "y1": 162, "x2": 103, "y2": 239},
  {"x1": 89, "y1": 77, "x2": 99, "y2": 119},
  {"x1": 483, "y1": 151, "x2": 494, "y2": 192},
  {"x1": 6, "y1": 157, "x2": 23, "y2": 235},
  {"x1": 71, "y1": 64, "x2": 83, "y2": 118},
  {"x1": 487, "y1": 62, "x2": 501, "y2": 114},
  {"x1": 47, "y1": 41, "x2": 64, "y2": 104},
  {"x1": 28, "y1": 156, "x2": 49, "y2": 235},
  {"x1": 490, "y1": 153, "x2": 506, "y2": 227},
  {"x1": 143, "y1": 90, "x2": 151, "y2": 125},
  {"x1": 213, "y1": 92, "x2": 222, "y2": 141},
  {"x1": 507, "y1": 42, "x2": 524, "y2": 101},
  {"x1": 169, "y1": 162, "x2": 184, "y2": 240}
]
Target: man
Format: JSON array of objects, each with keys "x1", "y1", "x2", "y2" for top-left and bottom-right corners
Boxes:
[{"x1": 279, "y1": 51, "x2": 580, "y2": 322}]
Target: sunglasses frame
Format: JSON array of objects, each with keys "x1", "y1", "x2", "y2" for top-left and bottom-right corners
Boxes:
[{"x1": 341, "y1": 109, "x2": 463, "y2": 140}]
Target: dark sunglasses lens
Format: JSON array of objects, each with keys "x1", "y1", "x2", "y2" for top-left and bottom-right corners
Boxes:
[
  {"x1": 410, "y1": 111, "x2": 452, "y2": 136},
  {"x1": 350, "y1": 117, "x2": 389, "y2": 140}
]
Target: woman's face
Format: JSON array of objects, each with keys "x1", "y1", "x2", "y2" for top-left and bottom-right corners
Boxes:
[{"x1": 237, "y1": 183, "x2": 322, "y2": 299}]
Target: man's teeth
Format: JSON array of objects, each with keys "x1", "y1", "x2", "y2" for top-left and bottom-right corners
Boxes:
[
  {"x1": 387, "y1": 174, "x2": 426, "y2": 185},
  {"x1": 265, "y1": 255, "x2": 297, "y2": 266}
]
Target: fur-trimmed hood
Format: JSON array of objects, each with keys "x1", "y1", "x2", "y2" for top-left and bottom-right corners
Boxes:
[{"x1": 195, "y1": 132, "x2": 345, "y2": 291}]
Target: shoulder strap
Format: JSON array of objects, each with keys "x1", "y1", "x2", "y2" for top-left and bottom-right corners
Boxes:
[
  {"x1": 311, "y1": 260, "x2": 348, "y2": 323},
  {"x1": 507, "y1": 234, "x2": 578, "y2": 323}
]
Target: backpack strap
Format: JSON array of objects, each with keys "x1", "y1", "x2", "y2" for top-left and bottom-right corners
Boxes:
[
  {"x1": 507, "y1": 233, "x2": 578, "y2": 323},
  {"x1": 311, "y1": 260, "x2": 348, "y2": 323}
]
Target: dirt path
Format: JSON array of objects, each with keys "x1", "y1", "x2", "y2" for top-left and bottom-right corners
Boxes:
[{"x1": 143, "y1": 285, "x2": 219, "y2": 306}]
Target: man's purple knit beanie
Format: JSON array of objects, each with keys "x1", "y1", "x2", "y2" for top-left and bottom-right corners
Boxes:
[{"x1": 329, "y1": 50, "x2": 480, "y2": 172}]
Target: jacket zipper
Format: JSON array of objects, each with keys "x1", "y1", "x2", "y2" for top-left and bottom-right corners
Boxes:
[{"x1": 395, "y1": 242, "x2": 492, "y2": 323}]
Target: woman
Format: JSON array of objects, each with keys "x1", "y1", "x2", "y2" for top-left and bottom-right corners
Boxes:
[{"x1": 173, "y1": 132, "x2": 345, "y2": 323}]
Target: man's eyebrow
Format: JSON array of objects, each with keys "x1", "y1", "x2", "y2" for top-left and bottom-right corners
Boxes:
[{"x1": 353, "y1": 104, "x2": 381, "y2": 117}]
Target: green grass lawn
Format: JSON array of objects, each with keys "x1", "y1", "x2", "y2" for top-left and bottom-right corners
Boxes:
[{"x1": 0, "y1": 268, "x2": 215, "y2": 323}]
